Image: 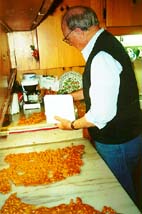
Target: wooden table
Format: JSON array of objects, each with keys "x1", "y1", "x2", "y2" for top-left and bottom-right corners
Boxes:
[{"x1": 0, "y1": 129, "x2": 141, "y2": 213}]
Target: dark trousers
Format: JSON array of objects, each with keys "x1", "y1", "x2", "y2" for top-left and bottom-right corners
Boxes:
[{"x1": 94, "y1": 135, "x2": 142, "y2": 206}]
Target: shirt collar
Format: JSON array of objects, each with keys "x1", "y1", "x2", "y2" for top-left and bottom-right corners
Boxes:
[{"x1": 81, "y1": 28, "x2": 104, "y2": 61}]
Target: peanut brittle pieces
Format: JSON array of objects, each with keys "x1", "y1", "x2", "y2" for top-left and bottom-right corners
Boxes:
[
  {"x1": 0, "y1": 193, "x2": 117, "y2": 214},
  {"x1": 0, "y1": 144, "x2": 84, "y2": 194}
]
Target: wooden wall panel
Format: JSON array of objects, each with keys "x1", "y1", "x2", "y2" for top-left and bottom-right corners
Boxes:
[
  {"x1": 8, "y1": 30, "x2": 39, "y2": 71},
  {"x1": 0, "y1": 24, "x2": 11, "y2": 125},
  {"x1": 0, "y1": 25, "x2": 11, "y2": 75},
  {"x1": 37, "y1": 0, "x2": 106, "y2": 69},
  {"x1": 37, "y1": 0, "x2": 91, "y2": 69},
  {"x1": 37, "y1": 15, "x2": 85, "y2": 69}
]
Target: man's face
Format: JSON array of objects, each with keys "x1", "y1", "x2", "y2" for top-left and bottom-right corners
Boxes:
[{"x1": 61, "y1": 23, "x2": 86, "y2": 51}]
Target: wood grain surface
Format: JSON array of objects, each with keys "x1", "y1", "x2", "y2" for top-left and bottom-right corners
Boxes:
[{"x1": 0, "y1": 137, "x2": 141, "y2": 213}]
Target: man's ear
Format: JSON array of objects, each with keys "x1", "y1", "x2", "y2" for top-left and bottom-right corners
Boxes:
[
  {"x1": 74, "y1": 27, "x2": 84, "y2": 35},
  {"x1": 74, "y1": 27, "x2": 82, "y2": 32}
]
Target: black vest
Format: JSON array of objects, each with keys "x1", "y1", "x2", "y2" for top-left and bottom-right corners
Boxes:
[{"x1": 83, "y1": 30, "x2": 142, "y2": 144}]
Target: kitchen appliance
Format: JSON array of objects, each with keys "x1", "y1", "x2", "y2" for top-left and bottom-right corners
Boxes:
[{"x1": 21, "y1": 73, "x2": 41, "y2": 110}]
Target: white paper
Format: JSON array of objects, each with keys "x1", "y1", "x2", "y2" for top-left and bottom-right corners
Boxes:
[{"x1": 44, "y1": 94, "x2": 75, "y2": 124}]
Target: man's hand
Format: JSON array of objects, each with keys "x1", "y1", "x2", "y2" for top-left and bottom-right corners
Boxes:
[{"x1": 54, "y1": 116, "x2": 72, "y2": 130}]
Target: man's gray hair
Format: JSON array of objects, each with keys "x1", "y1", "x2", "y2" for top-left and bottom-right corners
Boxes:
[{"x1": 62, "y1": 6, "x2": 99, "y2": 31}]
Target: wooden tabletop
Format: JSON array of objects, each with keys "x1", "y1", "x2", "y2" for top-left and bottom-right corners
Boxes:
[{"x1": 0, "y1": 132, "x2": 141, "y2": 213}]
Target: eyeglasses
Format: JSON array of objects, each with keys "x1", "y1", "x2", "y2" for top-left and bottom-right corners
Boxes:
[{"x1": 62, "y1": 29, "x2": 74, "y2": 43}]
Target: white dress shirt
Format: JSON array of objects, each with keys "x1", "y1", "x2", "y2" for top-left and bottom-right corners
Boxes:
[{"x1": 81, "y1": 29, "x2": 122, "y2": 129}]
